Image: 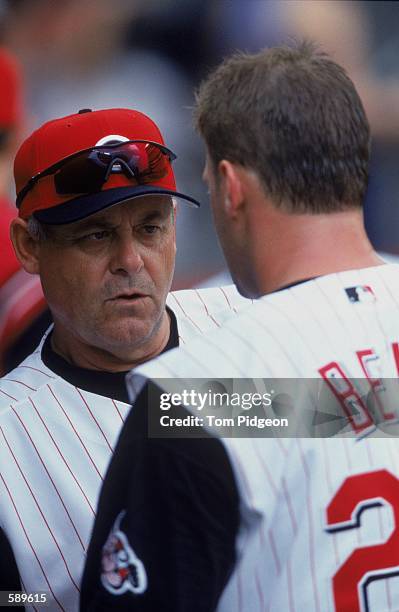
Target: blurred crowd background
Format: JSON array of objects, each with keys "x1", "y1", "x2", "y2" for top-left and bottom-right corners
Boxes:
[{"x1": 1, "y1": 0, "x2": 399, "y2": 370}]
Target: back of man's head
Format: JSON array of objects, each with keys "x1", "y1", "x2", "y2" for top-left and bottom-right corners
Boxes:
[{"x1": 194, "y1": 41, "x2": 370, "y2": 213}]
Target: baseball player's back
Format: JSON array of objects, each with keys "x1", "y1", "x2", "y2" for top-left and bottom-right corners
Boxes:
[
  {"x1": 85, "y1": 263, "x2": 399, "y2": 612},
  {"x1": 148, "y1": 263, "x2": 399, "y2": 612}
]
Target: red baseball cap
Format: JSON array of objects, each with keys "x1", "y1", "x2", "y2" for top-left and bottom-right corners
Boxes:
[
  {"x1": 0, "y1": 48, "x2": 23, "y2": 129},
  {"x1": 14, "y1": 108, "x2": 200, "y2": 224}
]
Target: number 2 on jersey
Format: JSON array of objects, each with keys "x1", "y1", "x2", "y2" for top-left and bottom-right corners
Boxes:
[{"x1": 326, "y1": 470, "x2": 399, "y2": 611}]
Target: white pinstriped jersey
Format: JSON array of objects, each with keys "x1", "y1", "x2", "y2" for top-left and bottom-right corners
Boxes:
[
  {"x1": 0, "y1": 285, "x2": 249, "y2": 612},
  {"x1": 131, "y1": 264, "x2": 399, "y2": 612}
]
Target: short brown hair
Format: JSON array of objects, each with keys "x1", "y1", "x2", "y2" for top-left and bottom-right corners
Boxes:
[{"x1": 194, "y1": 41, "x2": 371, "y2": 213}]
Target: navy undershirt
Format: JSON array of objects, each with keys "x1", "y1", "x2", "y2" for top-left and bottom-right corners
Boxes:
[{"x1": 41, "y1": 306, "x2": 179, "y2": 403}]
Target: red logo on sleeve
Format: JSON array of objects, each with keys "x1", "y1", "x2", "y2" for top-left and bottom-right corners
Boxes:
[{"x1": 101, "y1": 510, "x2": 148, "y2": 596}]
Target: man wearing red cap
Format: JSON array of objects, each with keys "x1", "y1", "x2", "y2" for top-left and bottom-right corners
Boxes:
[{"x1": 0, "y1": 108, "x2": 248, "y2": 611}]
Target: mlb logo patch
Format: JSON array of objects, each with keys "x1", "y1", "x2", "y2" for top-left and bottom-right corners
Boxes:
[{"x1": 345, "y1": 285, "x2": 376, "y2": 303}]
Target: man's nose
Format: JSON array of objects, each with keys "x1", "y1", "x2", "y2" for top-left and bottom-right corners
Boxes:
[{"x1": 110, "y1": 236, "x2": 144, "y2": 275}]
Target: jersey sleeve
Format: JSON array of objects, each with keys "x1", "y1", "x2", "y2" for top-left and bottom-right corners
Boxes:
[
  {"x1": 81, "y1": 382, "x2": 240, "y2": 612},
  {"x1": 0, "y1": 527, "x2": 22, "y2": 593}
]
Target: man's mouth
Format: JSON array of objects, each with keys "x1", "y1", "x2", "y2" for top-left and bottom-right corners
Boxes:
[{"x1": 109, "y1": 292, "x2": 149, "y2": 302}]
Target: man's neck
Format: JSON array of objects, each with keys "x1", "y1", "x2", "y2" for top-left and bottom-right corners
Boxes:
[
  {"x1": 250, "y1": 208, "x2": 385, "y2": 295},
  {"x1": 50, "y1": 310, "x2": 171, "y2": 373}
]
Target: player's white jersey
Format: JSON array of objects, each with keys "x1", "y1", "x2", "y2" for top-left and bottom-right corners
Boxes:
[
  {"x1": 0, "y1": 285, "x2": 249, "y2": 612},
  {"x1": 131, "y1": 264, "x2": 399, "y2": 612},
  {"x1": 217, "y1": 436, "x2": 399, "y2": 612}
]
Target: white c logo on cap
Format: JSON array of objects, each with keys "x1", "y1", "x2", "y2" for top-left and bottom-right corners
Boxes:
[{"x1": 95, "y1": 134, "x2": 130, "y2": 146}]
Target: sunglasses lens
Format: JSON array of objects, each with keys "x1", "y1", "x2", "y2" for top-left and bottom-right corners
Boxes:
[
  {"x1": 118, "y1": 143, "x2": 147, "y2": 174},
  {"x1": 53, "y1": 142, "x2": 172, "y2": 196},
  {"x1": 142, "y1": 145, "x2": 170, "y2": 182},
  {"x1": 54, "y1": 156, "x2": 106, "y2": 195}
]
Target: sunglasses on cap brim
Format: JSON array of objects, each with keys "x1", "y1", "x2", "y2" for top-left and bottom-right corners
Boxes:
[{"x1": 16, "y1": 140, "x2": 178, "y2": 209}]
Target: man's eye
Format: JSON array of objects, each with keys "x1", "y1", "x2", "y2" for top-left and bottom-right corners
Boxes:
[
  {"x1": 142, "y1": 225, "x2": 160, "y2": 235},
  {"x1": 85, "y1": 230, "x2": 110, "y2": 241}
]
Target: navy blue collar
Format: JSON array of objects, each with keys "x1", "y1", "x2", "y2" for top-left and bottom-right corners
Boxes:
[{"x1": 41, "y1": 306, "x2": 179, "y2": 403}]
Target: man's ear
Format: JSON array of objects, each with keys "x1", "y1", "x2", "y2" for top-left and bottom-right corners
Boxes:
[
  {"x1": 217, "y1": 160, "x2": 245, "y2": 218},
  {"x1": 10, "y1": 218, "x2": 41, "y2": 274}
]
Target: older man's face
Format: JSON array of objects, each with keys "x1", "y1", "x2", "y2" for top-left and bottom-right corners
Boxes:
[{"x1": 36, "y1": 196, "x2": 176, "y2": 362}]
